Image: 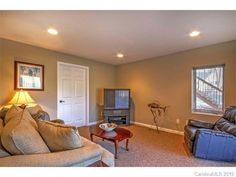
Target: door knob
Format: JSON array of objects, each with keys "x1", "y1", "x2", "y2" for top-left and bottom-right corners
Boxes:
[{"x1": 59, "y1": 100, "x2": 65, "y2": 103}]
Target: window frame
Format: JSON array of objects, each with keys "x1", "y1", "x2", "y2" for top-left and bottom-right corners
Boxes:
[{"x1": 191, "y1": 64, "x2": 225, "y2": 115}]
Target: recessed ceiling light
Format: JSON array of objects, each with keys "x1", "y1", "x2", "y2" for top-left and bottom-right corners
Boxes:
[
  {"x1": 116, "y1": 53, "x2": 124, "y2": 58},
  {"x1": 189, "y1": 30, "x2": 200, "y2": 37},
  {"x1": 47, "y1": 28, "x2": 58, "y2": 35}
]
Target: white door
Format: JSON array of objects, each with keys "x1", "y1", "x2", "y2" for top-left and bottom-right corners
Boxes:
[{"x1": 58, "y1": 62, "x2": 89, "y2": 126}]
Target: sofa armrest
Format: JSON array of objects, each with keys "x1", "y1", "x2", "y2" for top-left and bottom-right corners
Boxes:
[
  {"x1": 81, "y1": 137, "x2": 114, "y2": 167},
  {"x1": 97, "y1": 145, "x2": 115, "y2": 167},
  {"x1": 188, "y1": 119, "x2": 214, "y2": 129},
  {"x1": 0, "y1": 143, "x2": 101, "y2": 167},
  {"x1": 0, "y1": 137, "x2": 115, "y2": 167},
  {"x1": 193, "y1": 129, "x2": 236, "y2": 161}
]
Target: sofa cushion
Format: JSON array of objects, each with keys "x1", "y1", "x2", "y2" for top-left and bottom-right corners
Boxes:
[
  {"x1": 214, "y1": 118, "x2": 236, "y2": 136},
  {"x1": 1, "y1": 107, "x2": 50, "y2": 155},
  {"x1": 0, "y1": 119, "x2": 10, "y2": 157},
  {"x1": 37, "y1": 120, "x2": 83, "y2": 152}
]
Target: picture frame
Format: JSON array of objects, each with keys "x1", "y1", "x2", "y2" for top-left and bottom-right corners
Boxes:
[{"x1": 14, "y1": 60, "x2": 44, "y2": 91}]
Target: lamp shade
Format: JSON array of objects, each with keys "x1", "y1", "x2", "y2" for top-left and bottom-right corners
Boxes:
[{"x1": 9, "y1": 90, "x2": 35, "y2": 105}]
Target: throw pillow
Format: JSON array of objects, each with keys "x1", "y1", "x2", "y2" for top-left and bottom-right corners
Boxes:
[
  {"x1": 1, "y1": 108, "x2": 50, "y2": 155},
  {"x1": 27, "y1": 104, "x2": 43, "y2": 116},
  {"x1": 27, "y1": 105, "x2": 50, "y2": 121},
  {"x1": 4, "y1": 105, "x2": 23, "y2": 124},
  {"x1": 32, "y1": 110, "x2": 50, "y2": 121},
  {"x1": 0, "y1": 107, "x2": 9, "y2": 121},
  {"x1": 37, "y1": 120, "x2": 83, "y2": 152},
  {"x1": 0, "y1": 119, "x2": 10, "y2": 157}
]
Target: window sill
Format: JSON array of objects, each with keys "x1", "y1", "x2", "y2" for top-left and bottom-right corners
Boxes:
[{"x1": 192, "y1": 111, "x2": 223, "y2": 117}]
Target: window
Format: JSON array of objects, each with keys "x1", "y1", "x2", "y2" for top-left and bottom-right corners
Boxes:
[{"x1": 192, "y1": 65, "x2": 225, "y2": 115}]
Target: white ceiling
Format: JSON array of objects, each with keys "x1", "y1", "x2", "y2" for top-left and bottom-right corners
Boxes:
[{"x1": 0, "y1": 11, "x2": 236, "y2": 65}]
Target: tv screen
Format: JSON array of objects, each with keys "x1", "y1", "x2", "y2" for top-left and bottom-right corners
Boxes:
[{"x1": 104, "y1": 89, "x2": 130, "y2": 109}]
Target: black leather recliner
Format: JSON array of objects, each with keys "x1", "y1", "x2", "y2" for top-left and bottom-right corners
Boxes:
[{"x1": 184, "y1": 106, "x2": 236, "y2": 161}]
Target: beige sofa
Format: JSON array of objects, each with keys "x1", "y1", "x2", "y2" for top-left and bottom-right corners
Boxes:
[{"x1": 0, "y1": 106, "x2": 114, "y2": 167}]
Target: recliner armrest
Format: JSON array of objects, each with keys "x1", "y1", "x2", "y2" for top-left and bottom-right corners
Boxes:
[{"x1": 188, "y1": 119, "x2": 214, "y2": 129}]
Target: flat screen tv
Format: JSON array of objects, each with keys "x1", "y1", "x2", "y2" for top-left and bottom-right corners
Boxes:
[{"x1": 104, "y1": 89, "x2": 130, "y2": 109}]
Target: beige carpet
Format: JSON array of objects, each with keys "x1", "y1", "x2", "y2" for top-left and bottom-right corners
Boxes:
[{"x1": 78, "y1": 125, "x2": 236, "y2": 167}]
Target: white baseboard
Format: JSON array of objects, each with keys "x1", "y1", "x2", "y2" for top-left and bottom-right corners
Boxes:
[
  {"x1": 88, "y1": 120, "x2": 103, "y2": 126},
  {"x1": 130, "y1": 121, "x2": 184, "y2": 136}
]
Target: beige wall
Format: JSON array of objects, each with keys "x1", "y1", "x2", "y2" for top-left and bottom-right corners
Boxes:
[
  {"x1": 0, "y1": 38, "x2": 116, "y2": 123},
  {"x1": 0, "y1": 39, "x2": 3, "y2": 103},
  {"x1": 234, "y1": 41, "x2": 236, "y2": 107},
  {"x1": 116, "y1": 41, "x2": 236, "y2": 131},
  {"x1": 1, "y1": 38, "x2": 236, "y2": 131}
]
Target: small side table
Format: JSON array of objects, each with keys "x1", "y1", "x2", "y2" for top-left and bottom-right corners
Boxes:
[{"x1": 148, "y1": 102, "x2": 167, "y2": 132}]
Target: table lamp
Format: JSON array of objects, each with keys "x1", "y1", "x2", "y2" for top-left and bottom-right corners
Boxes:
[{"x1": 8, "y1": 90, "x2": 35, "y2": 109}]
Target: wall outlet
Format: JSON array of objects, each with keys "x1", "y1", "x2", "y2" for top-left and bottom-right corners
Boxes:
[{"x1": 176, "y1": 118, "x2": 180, "y2": 124}]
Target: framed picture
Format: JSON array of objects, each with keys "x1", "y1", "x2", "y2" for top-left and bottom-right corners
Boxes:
[{"x1": 14, "y1": 61, "x2": 44, "y2": 91}]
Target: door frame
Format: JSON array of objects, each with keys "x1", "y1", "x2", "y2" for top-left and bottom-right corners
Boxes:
[{"x1": 57, "y1": 61, "x2": 89, "y2": 126}]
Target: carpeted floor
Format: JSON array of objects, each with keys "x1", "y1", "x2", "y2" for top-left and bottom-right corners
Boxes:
[{"x1": 78, "y1": 125, "x2": 236, "y2": 167}]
